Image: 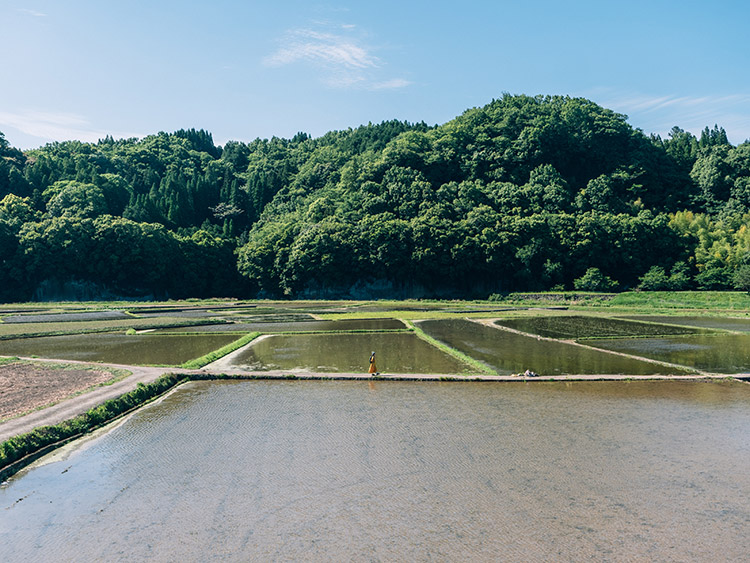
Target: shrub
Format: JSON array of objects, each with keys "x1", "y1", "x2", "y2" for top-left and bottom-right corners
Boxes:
[
  {"x1": 638, "y1": 266, "x2": 671, "y2": 290},
  {"x1": 732, "y1": 264, "x2": 750, "y2": 293},
  {"x1": 573, "y1": 268, "x2": 619, "y2": 292},
  {"x1": 695, "y1": 265, "x2": 732, "y2": 290},
  {"x1": 668, "y1": 262, "x2": 691, "y2": 290}
]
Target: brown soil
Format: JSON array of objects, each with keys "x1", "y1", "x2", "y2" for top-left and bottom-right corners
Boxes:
[{"x1": 0, "y1": 362, "x2": 114, "y2": 420}]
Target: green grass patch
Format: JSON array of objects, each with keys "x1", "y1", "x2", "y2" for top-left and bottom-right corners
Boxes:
[
  {"x1": 489, "y1": 292, "x2": 617, "y2": 307},
  {"x1": 608, "y1": 291, "x2": 750, "y2": 311},
  {"x1": 180, "y1": 332, "x2": 262, "y2": 369}
]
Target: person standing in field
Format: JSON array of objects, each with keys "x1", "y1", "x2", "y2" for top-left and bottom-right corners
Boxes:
[{"x1": 369, "y1": 351, "x2": 377, "y2": 374}]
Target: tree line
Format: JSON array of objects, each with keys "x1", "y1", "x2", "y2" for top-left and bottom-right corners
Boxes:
[{"x1": 1, "y1": 95, "x2": 749, "y2": 301}]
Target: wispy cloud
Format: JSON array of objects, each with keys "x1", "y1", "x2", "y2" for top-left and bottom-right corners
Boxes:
[
  {"x1": 17, "y1": 8, "x2": 47, "y2": 17},
  {"x1": 0, "y1": 110, "x2": 140, "y2": 145},
  {"x1": 588, "y1": 90, "x2": 750, "y2": 144},
  {"x1": 371, "y1": 78, "x2": 412, "y2": 90},
  {"x1": 264, "y1": 23, "x2": 410, "y2": 91},
  {"x1": 265, "y1": 29, "x2": 378, "y2": 70}
]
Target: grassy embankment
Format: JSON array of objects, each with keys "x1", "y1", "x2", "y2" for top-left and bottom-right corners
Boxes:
[
  {"x1": 607, "y1": 291, "x2": 750, "y2": 312},
  {"x1": 491, "y1": 291, "x2": 750, "y2": 314},
  {"x1": 181, "y1": 332, "x2": 262, "y2": 369}
]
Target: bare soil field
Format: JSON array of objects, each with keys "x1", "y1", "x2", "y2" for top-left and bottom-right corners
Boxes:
[{"x1": 0, "y1": 361, "x2": 116, "y2": 420}]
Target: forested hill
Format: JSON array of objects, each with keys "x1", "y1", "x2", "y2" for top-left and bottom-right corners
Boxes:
[{"x1": 1, "y1": 94, "x2": 750, "y2": 301}]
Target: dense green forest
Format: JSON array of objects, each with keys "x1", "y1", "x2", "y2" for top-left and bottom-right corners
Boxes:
[{"x1": 2, "y1": 94, "x2": 750, "y2": 301}]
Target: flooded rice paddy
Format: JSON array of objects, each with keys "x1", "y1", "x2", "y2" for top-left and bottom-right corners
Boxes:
[
  {"x1": 0, "y1": 311, "x2": 133, "y2": 324},
  {"x1": 3, "y1": 309, "x2": 750, "y2": 374},
  {"x1": 0, "y1": 333, "x2": 241, "y2": 366},
  {"x1": 495, "y1": 315, "x2": 702, "y2": 339},
  {"x1": 155, "y1": 318, "x2": 406, "y2": 333},
  {"x1": 418, "y1": 319, "x2": 690, "y2": 375},
  {"x1": 586, "y1": 333, "x2": 750, "y2": 373},
  {"x1": 227, "y1": 332, "x2": 470, "y2": 374},
  {"x1": 230, "y1": 313, "x2": 318, "y2": 322},
  {"x1": 620, "y1": 315, "x2": 750, "y2": 332},
  {"x1": 1, "y1": 380, "x2": 748, "y2": 561}
]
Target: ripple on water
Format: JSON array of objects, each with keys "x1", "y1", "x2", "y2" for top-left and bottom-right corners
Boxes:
[{"x1": 1, "y1": 380, "x2": 748, "y2": 561}]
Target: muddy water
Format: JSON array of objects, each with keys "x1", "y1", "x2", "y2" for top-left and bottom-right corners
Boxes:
[
  {"x1": 228, "y1": 332, "x2": 470, "y2": 374},
  {"x1": 153, "y1": 318, "x2": 406, "y2": 333},
  {"x1": 419, "y1": 319, "x2": 689, "y2": 375},
  {"x1": 1, "y1": 380, "x2": 748, "y2": 561},
  {"x1": 620, "y1": 315, "x2": 750, "y2": 332},
  {"x1": 495, "y1": 315, "x2": 702, "y2": 339},
  {"x1": 586, "y1": 333, "x2": 750, "y2": 373},
  {"x1": 0, "y1": 333, "x2": 240, "y2": 365}
]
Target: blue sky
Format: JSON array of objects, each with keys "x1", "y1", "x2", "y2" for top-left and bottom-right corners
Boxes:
[{"x1": 1, "y1": 0, "x2": 748, "y2": 149}]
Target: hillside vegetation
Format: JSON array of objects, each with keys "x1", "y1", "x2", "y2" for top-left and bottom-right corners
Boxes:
[{"x1": 1, "y1": 94, "x2": 749, "y2": 300}]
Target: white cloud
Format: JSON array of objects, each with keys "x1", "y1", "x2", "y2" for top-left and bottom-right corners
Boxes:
[
  {"x1": 17, "y1": 8, "x2": 47, "y2": 17},
  {"x1": 370, "y1": 78, "x2": 412, "y2": 90},
  {"x1": 265, "y1": 29, "x2": 378, "y2": 70},
  {"x1": 0, "y1": 110, "x2": 140, "y2": 145},
  {"x1": 587, "y1": 90, "x2": 750, "y2": 144},
  {"x1": 264, "y1": 24, "x2": 410, "y2": 91}
]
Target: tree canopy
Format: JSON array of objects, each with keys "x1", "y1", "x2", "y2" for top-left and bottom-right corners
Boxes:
[{"x1": 1, "y1": 94, "x2": 749, "y2": 300}]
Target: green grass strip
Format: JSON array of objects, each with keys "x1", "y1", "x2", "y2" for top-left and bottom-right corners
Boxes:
[
  {"x1": 405, "y1": 320, "x2": 496, "y2": 376},
  {"x1": 608, "y1": 291, "x2": 750, "y2": 310},
  {"x1": 180, "y1": 332, "x2": 261, "y2": 369}
]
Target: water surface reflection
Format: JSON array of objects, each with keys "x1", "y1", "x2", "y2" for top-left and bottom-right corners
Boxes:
[
  {"x1": 1, "y1": 380, "x2": 748, "y2": 561},
  {"x1": 0, "y1": 333, "x2": 240, "y2": 365},
  {"x1": 419, "y1": 319, "x2": 689, "y2": 375}
]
